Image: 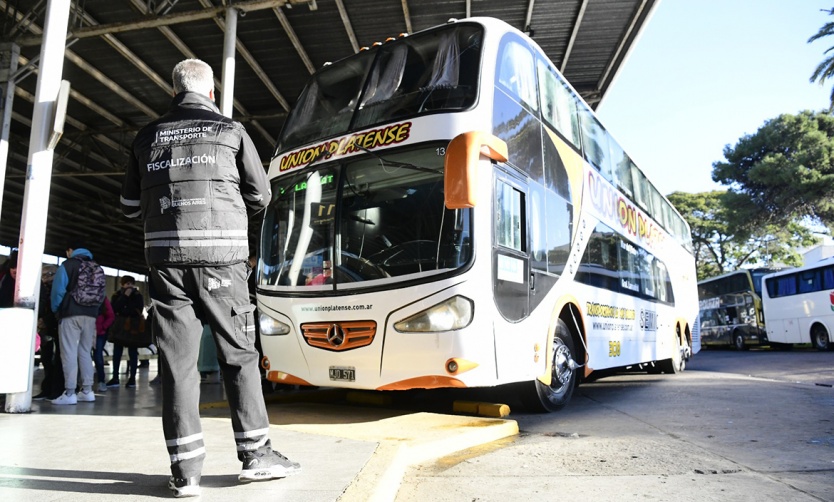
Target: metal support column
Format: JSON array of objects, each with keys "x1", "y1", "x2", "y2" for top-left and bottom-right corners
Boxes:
[
  {"x1": 0, "y1": 43, "x2": 20, "y2": 225},
  {"x1": 220, "y1": 7, "x2": 238, "y2": 118},
  {"x1": 5, "y1": 0, "x2": 71, "y2": 413}
]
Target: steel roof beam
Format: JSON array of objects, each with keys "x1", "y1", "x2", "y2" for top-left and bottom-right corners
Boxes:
[
  {"x1": 198, "y1": 0, "x2": 290, "y2": 111},
  {"x1": 524, "y1": 0, "x2": 535, "y2": 32},
  {"x1": 596, "y1": 0, "x2": 652, "y2": 106},
  {"x1": 127, "y1": 0, "x2": 275, "y2": 144},
  {"x1": 335, "y1": 0, "x2": 359, "y2": 53},
  {"x1": 73, "y1": 9, "x2": 174, "y2": 95},
  {"x1": 11, "y1": 111, "x2": 123, "y2": 173},
  {"x1": 1, "y1": 1, "x2": 157, "y2": 121},
  {"x1": 14, "y1": 87, "x2": 125, "y2": 153},
  {"x1": 272, "y1": 6, "x2": 315, "y2": 74},
  {"x1": 15, "y1": 0, "x2": 315, "y2": 46},
  {"x1": 561, "y1": 0, "x2": 589, "y2": 74},
  {"x1": 401, "y1": 0, "x2": 412, "y2": 34}
]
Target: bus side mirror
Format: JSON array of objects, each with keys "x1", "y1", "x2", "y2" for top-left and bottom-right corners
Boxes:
[{"x1": 444, "y1": 131, "x2": 508, "y2": 209}]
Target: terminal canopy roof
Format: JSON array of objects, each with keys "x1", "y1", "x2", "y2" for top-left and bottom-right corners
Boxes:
[{"x1": 0, "y1": 0, "x2": 658, "y2": 272}]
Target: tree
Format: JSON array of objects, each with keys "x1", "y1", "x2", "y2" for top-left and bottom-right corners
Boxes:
[
  {"x1": 809, "y1": 8, "x2": 834, "y2": 111},
  {"x1": 668, "y1": 191, "x2": 816, "y2": 281},
  {"x1": 711, "y1": 111, "x2": 834, "y2": 235}
]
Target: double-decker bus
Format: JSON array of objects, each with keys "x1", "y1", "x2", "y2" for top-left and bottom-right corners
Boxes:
[
  {"x1": 761, "y1": 259, "x2": 834, "y2": 351},
  {"x1": 697, "y1": 268, "x2": 780, "y2": 350},
  {"x1": 255, "y1": 17, "x2": 699, "y2": 411}
]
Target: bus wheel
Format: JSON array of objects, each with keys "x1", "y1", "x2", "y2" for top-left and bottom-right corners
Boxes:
[
  {"x1": 520, "y1": 319, "x2": 577, "y2": 412},
  {"x1": 811, "y1": 325, "x2": 830, "y2": 351},
  {"x1": 658, "y1": 330, "x2": 685, "y2": 374},
  {"x1": 733, "y1": 331, "x2": 746, "y2": 351}
]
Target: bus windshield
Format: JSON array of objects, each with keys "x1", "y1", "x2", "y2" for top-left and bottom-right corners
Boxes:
[
  {"x1": 278, "y1": 24, "x2": 483, "y2": 152},
  {"x1": 260, "y1": 144, "x2": 472, "y2": 291}
]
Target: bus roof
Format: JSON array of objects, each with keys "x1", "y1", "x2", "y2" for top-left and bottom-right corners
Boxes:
[{"x1": 761, "y1": 256, "x2": 834, "y2": 279}]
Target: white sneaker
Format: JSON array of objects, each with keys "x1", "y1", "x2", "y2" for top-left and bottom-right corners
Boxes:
[
  {"x1": 51, "y1": 391, "x2": 77, "y2": 405},
  {"x1": 77, "y1": 390, "x2": 96, "y2": 402},
  {"x1": 96, "y1": 382, "x2": 107, "y2": 393}
]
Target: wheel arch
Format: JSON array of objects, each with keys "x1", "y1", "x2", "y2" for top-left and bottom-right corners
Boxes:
[
  {"x1": 809, "y1": 320, "x2": 829, "y2": 337},
  {"x1": 809, "y1": 321, "x2": 830, "y2": 348},
  {"x1": 537, "y1": 295, "x2": 589, "y2": 386},
  {"x1": 674, "y1": 318, "x2": 691, "y2": 348},
  {"x1": 560, "y1": 302, "x2": 588, "y2": 381}
]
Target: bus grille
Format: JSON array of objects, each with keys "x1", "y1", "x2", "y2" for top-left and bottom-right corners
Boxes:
[{"x1": 300, "y1": 321, "x2": 377, "y2": 351}]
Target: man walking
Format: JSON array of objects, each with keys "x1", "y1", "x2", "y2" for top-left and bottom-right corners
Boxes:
[
  {"x1": 121, "y1": 58, "x2": 299, "y2": 498},
  {"x1": 50, "y1": 241, "x2": 103, "y2": 405}
]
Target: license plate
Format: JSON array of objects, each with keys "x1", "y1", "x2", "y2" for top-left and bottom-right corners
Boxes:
[{"x1": 329, "y1": 366, "x2": 356, "y2": 382}]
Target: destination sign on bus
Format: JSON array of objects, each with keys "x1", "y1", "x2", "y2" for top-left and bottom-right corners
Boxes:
[{"x1": 278, "y1": 121, "x2": 413, "y2": 172}]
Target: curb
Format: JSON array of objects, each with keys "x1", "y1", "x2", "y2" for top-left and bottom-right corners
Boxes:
[{"x1": 279, "y1": 412, "x2": 519, "y2": 502}]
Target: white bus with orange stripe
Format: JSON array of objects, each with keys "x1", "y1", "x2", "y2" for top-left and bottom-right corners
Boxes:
[{"x1": 255, "y1": 17, "x2": 698, "y2": 411}]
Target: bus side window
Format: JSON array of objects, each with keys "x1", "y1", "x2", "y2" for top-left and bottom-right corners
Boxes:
[
  {"x1": 496, "y1": 180, "x2": 525, "y2": 252},
  {"x1": 545, "y1": 191, "x2": 572, "y2": 275},
  {"x1": 824, "y1": 266, "x2": 834, "y2": 289},
  {"x1": 609, "y1": 139, "x2": 633, "y2": 198},
  {"x1": 765, "y1": 277, "x2": 776, "y2": 298},
  {"x1": 497, "y1": 39, "x2": 537, "y2": 111},
  {"x1": 798, "y1": 269, "x2": 821, "y2": 294},
  {"x1": 536, "y1": 59, "x2": 581, "y2": 149},
  {"x1": 776, "y1": 274, "x2": 797, "y2": 297},
  {"x1": 579, "y1": 108, "x2": 613, "y2": 182},
  {"x1": 493, "y1": 35, "x2": 542, "y2": 179},
  {"x1": 649, "y1": 184, "x2": 664, "y2": 226},
  {"x1": 631, "y1": 166, "x2": 651, "y2": 213}
]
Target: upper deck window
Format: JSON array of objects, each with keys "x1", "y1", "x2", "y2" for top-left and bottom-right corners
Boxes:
[
  {"x1": 537, "y1": 60, "x2": 580, "y2": 148},
  {"x1": 278, "y1": 24, "x2": 483, "y2": 152},
  {"x1": 496, "y1": 38, "x2": 537, "y2": 111}
]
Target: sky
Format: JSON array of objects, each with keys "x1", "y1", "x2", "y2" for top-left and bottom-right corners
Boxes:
[{"x1": 596, "y1": 0, "x2": 833, "y2": 197}]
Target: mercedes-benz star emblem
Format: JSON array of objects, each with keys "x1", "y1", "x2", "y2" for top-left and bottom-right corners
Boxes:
[{"x1": 326, "y1": 323, "x2": 346, "y2": 347}]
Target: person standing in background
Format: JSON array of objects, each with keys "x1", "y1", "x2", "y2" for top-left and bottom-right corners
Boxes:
[
  {"x1": 108, "y1": 275, "x2": 144, "y2": 388},
  {"x1": 94, "y1": 296, "x2": 115, "y2": 392},
  {"x1": 0, "y1": 250, "x2": 18, "y2": 308},
  {"x1": 34, "y1": 264, "x2": 64, "y2": 400},
  {"x1": 50, "y1": 241, "x2": 104, "y2": 405}
]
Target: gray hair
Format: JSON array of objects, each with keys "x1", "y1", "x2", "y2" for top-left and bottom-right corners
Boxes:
[{"x1": 172, "y1": 59, "x2": 214, "y2": 95}]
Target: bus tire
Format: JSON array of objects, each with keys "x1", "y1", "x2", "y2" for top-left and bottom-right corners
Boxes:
[
  {"x1": 733, "y1": 331, "x2": 746, "y2": 351},
  {"x1": 520, "y1": 319, "x2": 577, "y2": 412},
  {"x1": 811, "y1": 324, "x2": 830, "y2": 351},
  {"x1": 657, "y1": 328, "x2": 685, "y2": 374}
]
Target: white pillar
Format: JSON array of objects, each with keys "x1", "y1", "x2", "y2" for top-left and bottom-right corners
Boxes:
[
  {"x1": 220, "y1": 7, "x2": 238, "y2": 118},
  {"x1": 5, "y1": 0, "x2": 71, "y2": 413},
  {"x1": 0, "y1": 43, "x2": 20, "y2": 225}
]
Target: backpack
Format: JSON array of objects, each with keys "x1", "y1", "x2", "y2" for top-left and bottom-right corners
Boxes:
[{"x1": 70, "y1": 258, "x2": 106, "y2": 307}]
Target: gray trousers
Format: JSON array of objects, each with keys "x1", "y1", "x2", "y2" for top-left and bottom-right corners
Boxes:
[
  {"x1": 58, "y1": 315, "x2": 96, "y2": 393},
  {"x1": 149, "y1": 263, "x2": 271, "y2": 479}
]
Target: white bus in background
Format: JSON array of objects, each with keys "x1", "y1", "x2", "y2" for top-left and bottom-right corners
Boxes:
[{"x1": 761, "y1": 258, "x2": 834, "y2": 351}]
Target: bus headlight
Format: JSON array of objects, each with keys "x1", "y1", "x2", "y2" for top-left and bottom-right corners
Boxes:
[
  {"x1": 259, "y1": 313, "x2": 291, "y2": 336},
  {"x1": 394, "y1": 295, "x2": 473, "y2": 332}
]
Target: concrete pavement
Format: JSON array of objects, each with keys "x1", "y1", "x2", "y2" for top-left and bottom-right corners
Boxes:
[{"x1": 0, "y1": 363, "x2": 518, "y2": 501}]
